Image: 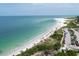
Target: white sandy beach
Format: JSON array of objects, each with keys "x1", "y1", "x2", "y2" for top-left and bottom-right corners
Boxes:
[{"x1": 8, "y1": 18, "x2": 68, "y2": 56}]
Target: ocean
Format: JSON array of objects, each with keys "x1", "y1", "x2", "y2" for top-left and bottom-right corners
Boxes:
[{"x1": 0, "y1": 16, "x2": 57, "y2": 55}]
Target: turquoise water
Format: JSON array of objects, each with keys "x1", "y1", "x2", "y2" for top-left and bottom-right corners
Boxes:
[{"x1": 0, "y1": 16, "x2": 57, "y2": 55}]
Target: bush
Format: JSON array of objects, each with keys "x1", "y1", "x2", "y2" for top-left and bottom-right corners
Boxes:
[
  {"x1": 17, "y1": 28, "x2": 63, "y2": 56},
  {"x1": 17, "y1": 43, "x2": 54, "y2": 56},
  {"x1": 53, "y1": 42, "x2": 61, "y2": 50},
  {"x1": 66, "y1": 50, "x2": 77, "y2": 56},
  {"x1": 67, "y1": 20, "x2": 77, "y2": 28},
  {"x1": 55, "y1": 50, "x2": 77, "y2": 56},
  {"x1": 50, "y1": 30, "x2": 63, "y2": 41}
]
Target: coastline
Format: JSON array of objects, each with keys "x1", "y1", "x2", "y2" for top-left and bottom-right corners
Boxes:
[{"x1": 8, "y1": 18, "x2": 67, "y2": 56}]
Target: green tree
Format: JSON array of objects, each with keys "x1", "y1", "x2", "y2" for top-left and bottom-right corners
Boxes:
[
  {"x1": 53, "y1": 42, "x2": 61, "y2": 50},
  {"x1": 55, "y1": 50, "x2": 77, "y2": 56}
]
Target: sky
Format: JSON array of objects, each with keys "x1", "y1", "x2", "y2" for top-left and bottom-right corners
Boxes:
[{"x1": 0, "y1": 3, "x2": 79, "y2": 16}]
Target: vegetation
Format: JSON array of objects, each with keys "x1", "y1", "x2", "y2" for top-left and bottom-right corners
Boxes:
[
  {"x1": 68, "y1": 29, "x2": 74, "y2": 36},
  {"x1": 66, "y1": 16, "x2": 77, "y2": 19},
  {"x1": 17, "y1": 43, "x2": 53, "y2": 56},
  {"x1": 68, "y1": 29, "x2": 77, "y2": 45},
  {"x1": 55, "y1": 50, "x2": 77, "y2": 56},
  {"x1": 16, "y1": 28, "x2": 63, "y2": 56},
  {"x1": 75, "y1": 16, "x2": 79, "y2": 23},
  {"x1": 50, "y1": 28, "x2": 63, "y2": 41},
  {"x1": 66, "y1": 20, "x2": 77, "y2": 28},
  {"x1": 16, "y1": 16, "x2": 79, "y2": 56},
  {"x1": 53, "y1": 42, "x2": 61, "y2": 50},
  {"x1": 65, "y1": 16, "x2": 79, "y2": 28},
  {"x1": 54, "y1": 16, "x2": 79, "y2": 56}
]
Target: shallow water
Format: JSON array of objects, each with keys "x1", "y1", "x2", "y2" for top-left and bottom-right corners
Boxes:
[{"x1": 0, "y1": 16, "x2": 57, "y2": 55}]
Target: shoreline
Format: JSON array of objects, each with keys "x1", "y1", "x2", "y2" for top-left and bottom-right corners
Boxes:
[{"x1": 8, "y1": 18, "x2": 67, "y2": 56}]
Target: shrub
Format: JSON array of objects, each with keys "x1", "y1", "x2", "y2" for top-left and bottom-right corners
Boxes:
[
  {"x1": 53, "y1": 42, "x2": 61, "y2": 50},
  {"x1": 55, "y1": 50, "x2": 77, "y2": 56}
]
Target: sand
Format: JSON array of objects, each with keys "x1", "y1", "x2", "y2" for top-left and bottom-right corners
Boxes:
[{"x1": 8, "y1": 18, "x2": 68, "y2": 56}]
